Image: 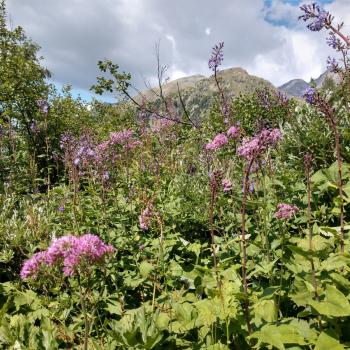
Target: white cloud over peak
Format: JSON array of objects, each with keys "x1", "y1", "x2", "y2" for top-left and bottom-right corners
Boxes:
[{"x1": 5, "y1": 0, "x2": 350, "y2": 100}]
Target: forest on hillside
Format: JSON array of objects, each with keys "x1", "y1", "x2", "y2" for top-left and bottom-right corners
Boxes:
[{"x1": 1, "y1": 1, "x2": 350, "y2": 349}]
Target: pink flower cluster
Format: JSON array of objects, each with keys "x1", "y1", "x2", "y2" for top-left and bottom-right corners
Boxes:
[
  {"x1": 109, "y1": 130, "x2": 134, "y2": 145},
  {"x1": 151, "y1": 118, "x2": 175, "y2": 133},
  {"x1": 222, "y1": 179, "x2": 232, "y2": 192},
  {"x1": 237, "y1": 128, "x2": 282, "y2": 160},
  {"x1": 139, "y1": 207, "x2": 152, "y2": 231},
  {"x1": 20, "y1": 234, "x2": 115, "y2": 279},
  {"x1": 274, "y1": 203, "x2": 299, "y2": 220},
  {"x1": 227, "y1": 125, "x2": 240, "y2": 139},
  {"x1": 206, "y1": 133, "x2": 228, "y2": 151}
]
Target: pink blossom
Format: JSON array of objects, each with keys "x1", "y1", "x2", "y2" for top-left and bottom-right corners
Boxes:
[
  {"x1": 222, "y1": 179, "x2": 232, "y2": 192},
  {"x1": 20, "y1": 234, "x2": 115, "y2": 279},
  {"x1": 20, "y1": 251, "x2": 49, "y2": 279},
  {"x1": 139, "y1": 207, "x2": 152, "y2": 231},
  {"x1": 237, "y1": 128, "x2": 282, "y2": 160},
  {"x1": 61, "y1": 234, "x2": 115, "y2": 276},
  {"x1": 206, "y1": 133, "x2": 228, "y2": 151},
  {"x1": 125, "y1": 140, "x2": 142, "y2": 150},
  {"x1": 151, "y1": 118, "x2": 175, "y2": 133},
  {"x1": 275, "y1": 203, "x2": 299, "y2": 220},
  {"x1": 227, "y1": 126, "x2": 240, "y2": 139},
  {"x1": 46, "y1": 235, "x2": 79, "y2": 266},
  {"x1": 109, "y1": 130, "x2": 134, "y2": 145}
]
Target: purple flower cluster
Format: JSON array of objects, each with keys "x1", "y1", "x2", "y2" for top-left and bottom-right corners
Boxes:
[
  {"x1": 237, "y1": 128, "x2": 282, "y2": 160},
  {"x1": 303, "y1": 87, "x2": 317, "y2": 104},
  {"x1": 208, "y1": 42, "x2": 224, "y2": 72},
  {"x1": 274, "y1": 203, "x2": 299, "y2": 220},
  {"x1": 227, "y1": 125, "x2": 240, "y2": 139},
  {"x1": 299, "y1": 3, "x2": 329, "y2": 32},
  {"x1": 206, "y1": 133, "x2": 229, "y2": 151},
  {"x1": 327, "y1": 56, "x2": 340, "y2": 73},
  {"x1": 60, "y1": 129, "x2": 142, "y2": 181},
  {"x1": 20, "y1": 234, "x2": 115, "y2": 279},
  {"x1": 139, "y1": 207, "x2": 152, "y2": 231},
  {"x1": 109, "y1": 130, "x2": 134, "y2": 145},
  {"x1": 222, "y1": 179, "x2": 232, "y2": 192}
]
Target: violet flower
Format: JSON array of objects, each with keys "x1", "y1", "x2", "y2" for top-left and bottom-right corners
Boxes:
[
  {"x1": 275, "y1": 203, "x2": 299, "y2": 220},
  {"x1": 299, "y1": 3, "x2": 329, "y2": 32},
  {"x1": 303, "y1": 87, "x2": 316, "y2": 104},
  {"x1": 208, "y1": 42, "x2": 224, "y2": 72}
]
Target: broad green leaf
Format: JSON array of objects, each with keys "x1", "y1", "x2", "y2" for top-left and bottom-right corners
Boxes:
[
  {"x1": 139, "y1": 261, "x2": 154, "y2": 278},
  {"x1": 310, "y1": 285, "x2": 350, "y2": 317},
  {"x1": 314, "y1": 332, "x2": 345, "y2": 350}
]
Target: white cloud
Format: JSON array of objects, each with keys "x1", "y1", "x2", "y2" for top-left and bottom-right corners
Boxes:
[{"x1": 5, "y1": 0, "x2": 350, "y2": 98}]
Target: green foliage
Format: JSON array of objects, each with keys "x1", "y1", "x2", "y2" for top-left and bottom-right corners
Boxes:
[{"x1": 2, "y1": 2, "x2": 350, "y2": 349}]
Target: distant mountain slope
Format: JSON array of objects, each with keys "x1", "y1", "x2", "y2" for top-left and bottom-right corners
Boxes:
[
  {"x1": 278, "y1": 79, "x2": 310, "y2": 97},
  {"x1": 135, "y1": 67, "x2": 276, "y2": 119},
  {"x1": 278, "y1": 70, "x2": 339, "y2": 97}
]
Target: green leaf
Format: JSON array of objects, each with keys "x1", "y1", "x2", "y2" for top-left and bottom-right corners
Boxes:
[
  {"x1": 314, "y1": 332, "x2": 345, "y2": 350},
  {"x1": 310, "y1": 285, "x2": 350, "y2": 317},
  {"x1": 139, "y1": 261, "x2": 154, "y2": 278}
]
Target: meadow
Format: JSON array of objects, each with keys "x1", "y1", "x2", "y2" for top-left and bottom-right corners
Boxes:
[{"x1": 1, "y1": 2, "x2": 350, "y2": 349}]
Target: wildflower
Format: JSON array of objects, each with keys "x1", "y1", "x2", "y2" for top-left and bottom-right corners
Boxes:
[
  {"x1": 237, "y1": 128, "x2": 282, "y2": 160},
  {"x1": 139, "y1": 207, "x2": 152, "y2": 231},
  {"x1": 227, "y1": 125, "x2": 240, "y2": 139},
  {"x1": 21, "y1": 234, "x2": 115, "y2": 279},
  {"x1": 62, "y1": 234, "x2": 115, "y2": 276},
  {"x1": 58, "y1": 206, "x2": 65, "y2": 212},
  {"x1": 303, "y1": 87, "x2": 316, "y2": 104},
  {"x1": 326, "y1": 33, "x2": 338, "y2": 49},
  {"x1": 109, "y1": 130, "x2": 134, "y2": 145},
  {"x1": 299, "y1": 3, "x2": 329, "y2": 32},
  {"x1": 206, "y1": 133, "x2": 228, "y2": 151},
  {"x1": 151, "y1": 118, "x2": 175, "y2": 133},
  {"x1": 20, "y1": 251, "x2": 49, "y2": 279},
  {"x1": 208, "y1": 42, "x2": 224, "y2": 72},
  {"x1": 222, "y1": 179, "x2": 232, "y2": 192},
  {"x1": 327, "y1": 56, "x2": 340, "y2": 73},
  {"x1": 275, "y1": 203, "x2": 299, "y2": 220}
]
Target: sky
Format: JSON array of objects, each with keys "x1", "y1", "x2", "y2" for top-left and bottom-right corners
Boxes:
[{"x1": 6, "y1": 0, "x2": 350, "y2": 102}]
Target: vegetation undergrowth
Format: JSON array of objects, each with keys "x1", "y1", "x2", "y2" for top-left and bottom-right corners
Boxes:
[{"x1": 1, "y1": 1, "x2": 350, "y2": 349}]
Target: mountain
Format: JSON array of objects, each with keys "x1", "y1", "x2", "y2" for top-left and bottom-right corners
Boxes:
[
  {"x1": 278, "y1": 70, "x2": 339, "y2": 97},
  {"x1": 135, "y1": 67, "x2": 275, "y2": 119},
  {"x1": 278, "y1": 79, "x2": 310, "y2": 97}
]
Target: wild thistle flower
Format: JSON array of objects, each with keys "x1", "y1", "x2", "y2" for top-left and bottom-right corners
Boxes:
[{"x1": 275, "y1": 203, "x2": 299, "y2": 220}]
